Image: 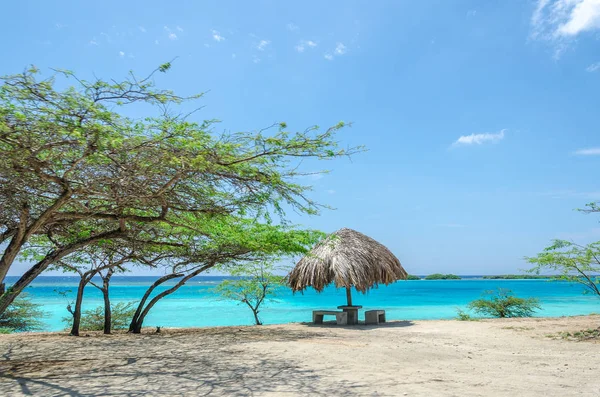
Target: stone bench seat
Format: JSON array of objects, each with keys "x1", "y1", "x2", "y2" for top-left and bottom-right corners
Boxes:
[
  {"x1": 312, "y1": 310, "x2": 348, "y2": 325},
  {"x1": 365, "y1": 310, "x2": 386, "y2": 325}
]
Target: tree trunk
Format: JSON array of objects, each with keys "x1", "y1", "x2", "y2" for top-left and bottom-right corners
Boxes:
[
  {"x1": 0, "y1": 229, "x2": 123, "y2": 316},
  {"x1": 129, "y1": 273, "x2": 183, "y2": 333},
  {"x1": 102, "y1": 270, "x2": 113, "y2": 334},
  {"x1": 252, "y1": 309, "x2": 262, "y2": 325},
  {"x1": 130, "y1": 264, "x2": 214, "y2": 333},
  {"x1": 70, "y1": 276, "x2": 89, "y2": 336}
]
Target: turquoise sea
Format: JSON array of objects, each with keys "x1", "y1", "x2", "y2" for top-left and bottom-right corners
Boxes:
[{"x1": 6, "y1": 276, "x2": 600, "y2": 331}]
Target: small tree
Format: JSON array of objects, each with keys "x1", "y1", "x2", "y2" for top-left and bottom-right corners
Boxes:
[
  {"x1": 214, "y1": 262, "x2": 286, "y2": 325},
  {"x1": 0, "y1": 293, "x2": 47, "y2": 332},
  {"x1": 527, "y1": 240, "x2": 600, "y2": 298},
  {"x1": 467, "y1": 289, "x2": 540, "y2": 318}
]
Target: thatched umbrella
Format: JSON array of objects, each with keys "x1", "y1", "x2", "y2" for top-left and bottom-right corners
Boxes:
[{"x1": 288, "y1": 227, "x2": 407, "y2": 306}]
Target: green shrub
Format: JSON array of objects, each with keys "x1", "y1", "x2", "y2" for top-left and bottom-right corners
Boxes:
[
  {"x1": 467, "y1": 289, "x2": 540, "y2": 318},
  {"x1": 0, "y1": 293, "x2": 47, "y2": 332},
  {"x1": 63, "y1": 301, "x2": 136, "y2": 331},
  {"x1": 406, "y1": 275, "x2": 421, "y2": 280},
  {"x1": 455, "y1": 309, "x2": 474, "y2": 321},
  {"x1": 425, "y1": 273, "x2": 461, "y2": 280}
]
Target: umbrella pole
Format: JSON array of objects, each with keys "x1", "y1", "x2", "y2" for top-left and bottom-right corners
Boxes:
[{"x1": 345, "y1": 286, "x2": 353, "y2": 306}]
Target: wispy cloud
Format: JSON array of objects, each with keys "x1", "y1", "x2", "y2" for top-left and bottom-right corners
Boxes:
[
  {"x1": 212, "y1": 30, "x2": 225, "y2": 42},
  {"x1": 155, "y1": 39, "x2": 159, "y2": 45},
  {"x1": 100, "y1": 32, "x2": 111, "y2": 42},
  {"x1": 89, "y1": 39, "x2": 98, "y2": 46},
  {"x1": 176, "y1": 26, "x2": 184, "y2": 32},
  {"x1": 334, "y1": 42, "x2": 347, "y2": 55},
  {"x1": 252, "y1": 55, "x2": 261, "y2": 64},
  {"x1": 324, "y1": 53, "x2": 334, "y2": 61},
  {"x1": 466, "y1": 9, "x2": 477, "y2": 17},
  {"x1": 55, "y1": 23, "x2": 66, "y2": 29},
  {"x1": 138, "y1": 26, "x2": 146, "y2": 33},
  {"x1": 287, "y1": 23, "x2": 299, "y2": 31},
  {"x1": 256, "y1": 40, "x2": 270, "y2": 51},
  {"x1": 119, "y1": 51, "x2": 125, "y2": 57},
  {"x1": 586, "y1": 62, "x2": 600, "y2": 72},
  {"x1": 295, "y1": 40, "x2": 317, "y2": 53},
  {"x1": 326, "y1": 189, "x2": 336, "y2": 195},
  {"x1": 530, "y1": 0, "x2": 600, "y2": 58},
  {"x1": 164, "y1": 26, "x2": 178, "y2": 40},
  {"x1": 573, "y1": 147, "x2": 600, "y2": 155},
  {"x1": 452, "y1": 129, "x2": 506, "y2": 147}
]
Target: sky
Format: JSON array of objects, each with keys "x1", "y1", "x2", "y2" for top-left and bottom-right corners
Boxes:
[{"x1": 3, "y1": 0, "x2": 600, "y2": 276}]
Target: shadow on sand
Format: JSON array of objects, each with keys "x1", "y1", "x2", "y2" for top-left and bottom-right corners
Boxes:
[{"x1": 0, "y1": 326, "x2": 367, "y2": 396}]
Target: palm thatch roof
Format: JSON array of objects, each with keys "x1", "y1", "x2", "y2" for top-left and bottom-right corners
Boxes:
[{"x1": 288, "y1": 228, "x2": 407, "y2": 293}]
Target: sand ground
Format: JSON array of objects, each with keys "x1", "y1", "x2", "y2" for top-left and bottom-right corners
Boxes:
[{"x1": 0, "y1": 316, "x2": 599, "y2": 396}]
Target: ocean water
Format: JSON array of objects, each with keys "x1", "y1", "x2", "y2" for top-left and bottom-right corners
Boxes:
[{"x1": 5, "y1": 276, "x2": 600, "y2": 332}]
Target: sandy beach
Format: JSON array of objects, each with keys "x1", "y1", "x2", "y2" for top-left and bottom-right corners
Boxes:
[{"x1": 0, "y1": 315, "x2": 599, "y2": 396}]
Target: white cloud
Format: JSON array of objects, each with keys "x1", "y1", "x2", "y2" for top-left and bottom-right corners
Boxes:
[
  {"x1": 252, "y1": 55, "x2": 261, "y2": 64},
  {"x1": 295, "y1": 40, "x2": 317, "y2": 53},
  {"x1": 531, "y1": 0, "x2": 600, "y2": 57},
  {"x1": 89, "y1": 39, "x2": 98, "y2": 45},
  {"x1": 586, "y1": 62, "x2": 600, "y2": 71},
  {"x1": 100, "y1": 32, "x2": 111, "y2": 42},
  {"x1": 119, "y1": 51, "x2": 125, "y2": 57},
  {"x1": 164, "y1": 26, "x2": 178, "y2": 40},
  {"x1": 324, "y1": 53, "x2": 334, "y2": 61},
  {"x1": 334, "y1": 42, "x2": 347, "y2": 55},
  {"x1": 466, "y1": 10, "x2": 477, "y2": 17},
  {"x1": 452, "y1": 129, "x2": 506, "y2": 147},
  {"x1": 326, "y1": 189, "x2": 336, "y2": 195},
  {"x1": 155, "y1": 39, "x2": 159, "y2": 45},
  {"x1": 176, "y1": 26, "x2": 184, "y2": 32},
  {"x1": 573, "y1": 147, "x2": 600, "y2": 155},
  {"x1": 256, "y1": 39, "x2": 270, "y2": 51},
  {"x1": 138, "y1": 26, "x2": 146, "y2": 33},
  {"x1": 55, "y1": 23, "x2": 66, "y2": 29},
  {"x1": 287, "y1": 23, "x2": 299, "y2": 31},
  {"x1": 212, "y1": 30, "x2": 225, "y2": 42}
]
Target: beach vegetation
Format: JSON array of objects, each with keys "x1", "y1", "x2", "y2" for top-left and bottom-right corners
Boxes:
[
  {"x1": 63, "y1": 301, "x2": 137, "y2": 332},
  {"x1": 0, "y1": 293, "x2": 47, "y2": 332},
  {"x1": 406, "y1": 275, "x2": 421, "y2": 280},
  {"x1": 467, "y1": 289, "x2": 541, "y2": 318},
  {"x1": 213, "y1": 262, "x2": 285, "y2": 325},
  {"x1": 527, "y1": 240, "x2": 600, "y2": 298}
]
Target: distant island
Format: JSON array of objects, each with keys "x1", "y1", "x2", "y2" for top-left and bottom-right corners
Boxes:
[
  {"x1": 481, "y1": 275, "x2": 560, "y2": 280},
  {"x1": 424, "y1": 273, "x2": 461, "y2": 280}
]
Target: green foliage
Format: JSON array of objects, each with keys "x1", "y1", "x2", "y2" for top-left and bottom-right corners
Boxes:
[
  {"x1": 0, "y1": 293, "x2": 47, "y2": 332},
  {"x1": 527, "y1": 240, "x2": 600, "y2": 297},
  {"x1": 455, "y1": 309, "x2": 476, "y2": 321},
  {"x1": 213, "y1": 262, "x2": 286, "y2": 325},
  {"x1": 62, "y1": 301, "x2": 136, "y2": 331},
  {"x1": 406, "y1": 275, "x2": 421, "y2": 280},
  {"x1": 424, "y1": 273, "x2": 461, "y2": 280},
  {"x1": 467, "y1": 289, "x2": 541, "y2": 318}
]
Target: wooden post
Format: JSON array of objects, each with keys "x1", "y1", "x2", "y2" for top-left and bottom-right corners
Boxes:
[{"x1": 345, "y1": 286, "x2": 353, "y2": 306}]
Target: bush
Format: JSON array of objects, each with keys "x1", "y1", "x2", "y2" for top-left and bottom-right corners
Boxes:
[
  {"x1": 63, "y1": 302, "x2": 137, "y2": 331},
  {"x1": 455, "y1": 309, "x2": 474, "y2": 321},
  {"x1": 0, "y1": 293, "x2": 47, "y2": 332},
  {"x1": 425, "y1": 273, "x2": 461, "y2": 280},
  {"x1": 468, "y1": 289, "x2": 540, "y2": 318}
]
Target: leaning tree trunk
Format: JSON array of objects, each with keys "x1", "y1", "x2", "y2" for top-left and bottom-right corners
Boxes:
[
  {"x1": 70, "y1": 276, "x2": 89, "y2": 336},
  {"x1": 130, "y1": 264, "x2": 213, "y2": 333},
  {"x1": 101, "y1": 269, "x2": 114, "y2": 334}
]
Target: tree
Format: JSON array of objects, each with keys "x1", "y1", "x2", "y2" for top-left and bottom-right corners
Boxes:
[
  {"x1": 0, "y1": 293, "x2": 47, "y2": 332},
  {"x1": 0, "y1": 65, "x2": 361, "y2": 315},
  {"x1": 214, "y1": 262, "x2": 286, "y2": 325},
  {"x1": 127, "y1": 220, "x2": 323, "y2": 333},
  {"x1": 527, "y1": 240, "x2": 600, "y2": 298},
  {"x1": 467, "y1": 289, "x2": 541, "y2": 318},
  {"x1": 63, "y1": 302, "x2": 136, "y2": 332}
]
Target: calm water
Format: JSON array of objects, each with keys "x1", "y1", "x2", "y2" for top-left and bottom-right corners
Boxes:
[{"x1": 6, "y1": 276, "x2": 599, "y2": 331}]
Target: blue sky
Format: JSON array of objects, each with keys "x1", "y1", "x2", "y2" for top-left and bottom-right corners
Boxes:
[{"x1": 3, "y1": 0, "x2": 600, "y2": 275}]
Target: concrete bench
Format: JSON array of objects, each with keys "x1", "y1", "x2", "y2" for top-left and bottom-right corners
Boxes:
[
  {"x1": 313, "y1": 310, "x2": 348, "y2": 325},
  {"x1": 365, "y1": 310, "x2": 386, "y2": 325}
]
